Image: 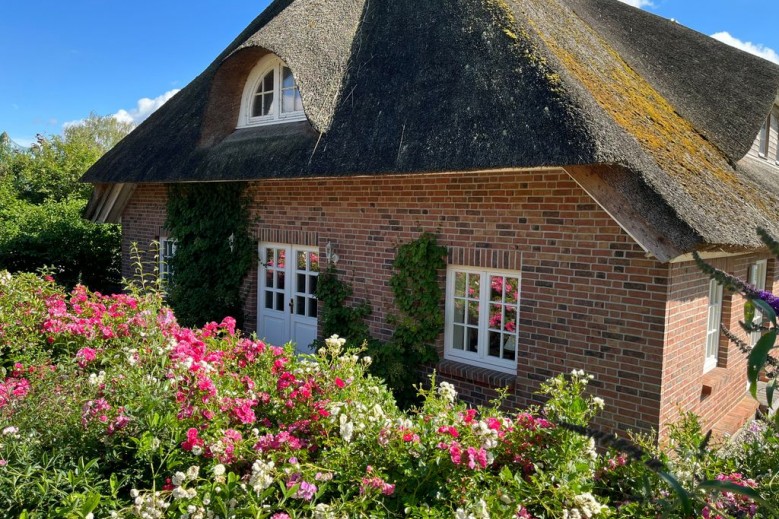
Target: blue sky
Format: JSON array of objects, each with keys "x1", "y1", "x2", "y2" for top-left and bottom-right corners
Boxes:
[{"x1": 1, "y1": 0, "x2": 778, "y2": 147}]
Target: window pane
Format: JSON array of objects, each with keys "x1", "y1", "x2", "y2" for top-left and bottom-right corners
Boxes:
[
  {"x1": 265, "y1": 292, "x2": 273, "y2": 310},
  {"x1": 453, "y1": 300, "x2": 465, "y2": 324},
  {"x1": 263, "y1": 70, "x2": 275, "y2": 92},
  {"x1": 488, "y1": 304, "x2": 503, "y2": 330},
  {"x1": 297, "y1": 273, "x2": 306, "y2": 293},
  {"x1": 278, "y1": 249, "x2": 286, "y2": 268},
  {"x1": 489, "y1": 331, "x2": 501, "y2": 358},
  {"x1": 282, "y1": 89, "x2": 295, "y2": 113},
  {"x1": 309, "y1": 275, "x2": 318, "y2": 295},
  {"x1": 308, "y1": 298, "x2": 318, "y2": 318},
  {"x1": 267, "y1": 269, "x2": 274, "y2": 288},
  {"x1": 465, "y1": 327, "x2": 478, "y2": 353},
  {"x1": 263, "y1": 93, "x2": 274, "y2": 116},
  {"x1": 467, "y1": 301, "x2": 480, "y2": 326},
  {"x1": 294, "y1": 90, "x2": 303, "y2": 112},
  {"x1": 252, "y1": 95, "x2": 263, "y2": 117},
  {"x1": 468, "y1": 274, "x2": 480, "y2": 299},
  {"x1": 297, "y1": 251, "x2": 306, "y2": 270},
  {"x1": 453, "y1": 325, "x2": 465, "y2": 350},
  {"x1": 490, "y1": 275, "x2": 505, "y2": 301},
  {"x1": 504, "y1": 308, "x2": 517, "y2": 332},
  {"x1": 282, "y1": 67, "x2": 295, "y2": 89},
  {"x1": 505, "y1": 278, "x2": 519, "y2": 305},
  {"x1": 296, "y1": 296, "x2": 305, "y2": 316},
  {"x1": 310, "y1": 253, "x2": 320, "y2": 272},
  {"x1": 454, "y1": 272, "x2": 467, "y2": 297},
  {"x1": 276, "y1": 293, "x2": 285, "y2": 312},
  {"x1": 503, "y1": 336, "x2": 516, "y2": 360}
]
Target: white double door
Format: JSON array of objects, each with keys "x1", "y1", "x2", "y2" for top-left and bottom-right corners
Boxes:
[{"x1": 258, "y1": 243, "x2": 319, "y2": 353}]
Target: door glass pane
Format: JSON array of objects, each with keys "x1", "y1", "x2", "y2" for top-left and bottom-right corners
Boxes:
[
  {"x1": 296, "y1": 296, "x2": 305, "y2": 316},
  {"x1": 265, "y1": 292, "x2": 273, "y2": 309},
  {"x1": 310, "y1": 275, "x2": 318, "y2": 294},
  {"x1": 297, "y1": 273, "x2": 306, "y2": 292},
  {"x1": 310, "y1": 253, "x2": 320, "y2": 272},
  {"x1": 276, "y1": 293, "x2": 285, "y2": 312},
  {"x1": 308, "y1": 298, "x2": 317, "y2": 318},
  {"x1": 468, "y1": 274, "x2": 480, "y2": 299},
  {"x1": 277, "y1": 270, "x2": 285, "y2": 290}
]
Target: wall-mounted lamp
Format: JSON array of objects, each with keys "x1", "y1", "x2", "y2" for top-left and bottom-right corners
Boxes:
[{"x1": 325, "y1": 241, "x2": 339, "y2": 265}]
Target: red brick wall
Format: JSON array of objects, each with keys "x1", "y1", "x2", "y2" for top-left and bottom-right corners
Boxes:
[
  {"x1": 660, "y1": 254, "x2": 774, "y2": 437},
  {"x1": 122, "y1": 170, "x2": 762, "y2": 438},
  {"x1": 238, "y1": 169, "x2": 668, "y2": 435},
  {"x1": 120, "y1": 184, "x2": 168, "y2": 280}
]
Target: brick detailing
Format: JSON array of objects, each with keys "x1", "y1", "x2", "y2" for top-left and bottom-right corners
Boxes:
[
  {"x1": 447, "y1": 246, "x2": 521, "y2": 270},
  {"x1": 254, "y1": 228, "x2": 318, "y2": 247}
]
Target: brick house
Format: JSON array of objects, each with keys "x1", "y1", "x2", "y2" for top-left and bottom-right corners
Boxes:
[{"x1": 83, "y1": 0, "x2": 779, "y2": 438}]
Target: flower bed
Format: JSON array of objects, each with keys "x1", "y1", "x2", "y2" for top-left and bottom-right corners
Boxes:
[{"x1": 0, "y1": 272, "x2": 771, "y2": 518}]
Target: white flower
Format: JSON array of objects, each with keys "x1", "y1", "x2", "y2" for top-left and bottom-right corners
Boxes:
[
  {"x1": 2, "y1": 426, "x2": 19, "y2": 436},
  {"x1": 437, "y1": 382, "x2": 458, "y2": 404},
  {"x1": 85, "y1": 513, "x2": 94, "y2": 519},
  {"x1": 473, "y1": 499, "x2": 490, "y2": 519},
  {"x1": 191, "y1": 445, "x2": 203, "y2": 456},
  {"x1": 339, "y1": 414, "x2": 354, "y2": 443},
  {"x1": 592, "y1": 397, "x2": 605, "y2": 409},
  {"x1": 455, "y1": 508, "x2": 475, "y2": 519},
  {"x1": 186, "y1": 488, "x2": 197, "y2": 499},
  {"x1": 573, "y1": 493, "x2": 606, "y2": 517},
  {"x1": 172, "y1": 486, "x2": 189, "y2": 500},
  {"x1": 213, "y1": 464, "x2": 226, "y2": 476},
  {"x1": 0, "y1": 271, "x2": 11, "y2": 285},
  {"x1": 172, "y1": 471, "x2": 186, "y2": 487},
  {"x1": 130, "y1": 489, "x2": 140, "y2": 498},
  {"x1": 249, "y1": 459, "x2": 275, "y2": 494},
  {"x1": 186, "y1": 465, "x2": 200, "y2": 481}
]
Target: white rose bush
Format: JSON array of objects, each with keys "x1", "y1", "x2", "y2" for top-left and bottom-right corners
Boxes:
[{"x1": 0, "y1": 271, "x2": 773, "y2": 517}]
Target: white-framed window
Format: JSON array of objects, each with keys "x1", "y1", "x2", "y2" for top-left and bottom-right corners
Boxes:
[
  {"x1": 748, "y1": 259, "x2": 768, "y2": 345},
  {"x1": 237, "y1": 55, "x2": 305, "y2": 128},
  {"x1": 444, "y1": 266, "x2": 520, "y2": 374},
  {"x1": 704, "y1": 279, "x2": 724, "y2": 373},
  {"x1": 759, "y1": 114, "x2": 771, "y2": 158},
  {"x1": 159, "y1": 238, "x2": 177, "y2": 284}
]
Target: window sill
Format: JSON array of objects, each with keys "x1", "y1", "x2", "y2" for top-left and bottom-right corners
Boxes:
[
  {"x1": 701, "y1": 367, "x2": 729, "y2": 401},
  {"x1": 437, "y1": 359, "x2": 516, "y2": 389}
]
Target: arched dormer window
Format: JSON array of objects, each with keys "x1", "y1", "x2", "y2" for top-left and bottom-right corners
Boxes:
[{"x1": 238, "y1": 55, "x2": 305, "y2": 128}]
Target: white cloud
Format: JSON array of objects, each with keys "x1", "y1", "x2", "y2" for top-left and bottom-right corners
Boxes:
[
  {"x1": 711, "y1": 32, "x2": 779, "y2": 65},
  {"x1": 112, "y1": 89, "x2": 181, "y2": 126},
  {"x1": 616, "y1": 0, "x2": 653, "y2": 8}
]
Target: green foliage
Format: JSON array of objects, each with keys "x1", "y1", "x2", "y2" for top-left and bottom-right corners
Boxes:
[
  {"x1": 8, "y1": 114, "x2": 132, "y2": 204},
  {"x1": 0, "y1": 198, "x2": 121, "y2": 293},
  {"x1": 316, "y1": 264, "x2": 373, "y2": 345},
  {"x1": 371, "y1": 232, "x2": 447, "y2": 405},
  {"x1": 165, "y1": 183, "x2": 254, "y2": 328},
  {"x1": 0, "y1": 115, "x2": 128, "y2": 293}
]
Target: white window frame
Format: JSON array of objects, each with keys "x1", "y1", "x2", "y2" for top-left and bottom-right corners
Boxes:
[
  {"x1": 704, "y1": 279, "x2": 724, "y2": 373},
  {"x1": 237, "y1": 55, "x2": 305, "y2": 128},
  {"x1": 444, "y1": 266, "x2": 520, "y2": 374},
  {"x1": 759, "y1": 114, "x2": 770, "y2": 158},
  {"x1": 748, "y1": 260, "x2": 768, "y2": 346},
  {"x1": 159, "y1": 237, "x2": 177, "y2": 285}
]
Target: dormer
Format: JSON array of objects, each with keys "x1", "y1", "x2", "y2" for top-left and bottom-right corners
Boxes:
[
  {"x1": 237, "y1": 55, "x2": 306, "y2": 128},
  {"x1": 752, "y1": 103, "x2": 779, "y2": 166}
]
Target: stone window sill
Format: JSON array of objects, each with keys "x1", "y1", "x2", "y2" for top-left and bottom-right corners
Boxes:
[{"x1": 701, "y1": 367, "x2": 729, "y2": 401}]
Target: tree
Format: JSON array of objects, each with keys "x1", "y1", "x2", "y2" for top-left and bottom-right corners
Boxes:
[
  {"x1": 0, "y1": 114, "x2": 132, "y2": 292},
  {"x1": 8, "y1": 114, "x2": 133, "y2": 203}
]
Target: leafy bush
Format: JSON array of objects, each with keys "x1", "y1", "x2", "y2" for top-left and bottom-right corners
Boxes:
[
  {"x1": 0, "y1": 198, "x2": 121, "y2": 293},
  {"x1": 0, "y1": 272, "x2": 774, "y2": 518}
]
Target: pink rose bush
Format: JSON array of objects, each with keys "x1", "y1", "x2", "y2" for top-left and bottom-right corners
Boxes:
[{"x1": 0, "y1": 271, "x2": 772, "y2": 517}]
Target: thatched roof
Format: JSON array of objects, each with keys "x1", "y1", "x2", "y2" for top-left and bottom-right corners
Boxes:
[{"x1": 83, "y1": 0, "x2": 779, "y2": 261}]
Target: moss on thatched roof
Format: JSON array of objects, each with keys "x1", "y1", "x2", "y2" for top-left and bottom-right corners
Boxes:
[{"x1": 83, "y1": 0, "x2": 779, "y2": 258}]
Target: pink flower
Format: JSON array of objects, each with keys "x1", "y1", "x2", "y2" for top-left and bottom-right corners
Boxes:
[
  {"x1": 181, "y1": 428, "x2": 204, "y2": 452},
  {"x1": 75, "y1": 347, "x2": 97, "y2": 368},
  {"x1": 335, "y1": 377, "x2": 345, "y2": 389}
]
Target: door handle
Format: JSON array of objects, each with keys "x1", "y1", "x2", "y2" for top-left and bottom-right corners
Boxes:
[{"x1": 289, "y1": 298, "x2": 294, "y2": 312}]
